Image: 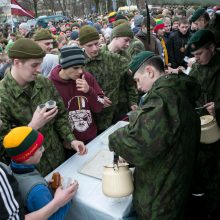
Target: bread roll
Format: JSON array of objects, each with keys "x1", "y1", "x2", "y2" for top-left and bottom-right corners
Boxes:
[{"x1": 51, "y1": 172, "x2": 61, "y2": 190}]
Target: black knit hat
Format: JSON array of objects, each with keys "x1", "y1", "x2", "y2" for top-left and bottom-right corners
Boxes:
[{"x1": 60, "y1": 46, "x2": 85, "y2": 69}]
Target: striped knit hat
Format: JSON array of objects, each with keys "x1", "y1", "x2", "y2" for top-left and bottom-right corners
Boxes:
[
  {"x1": 154, "y1": 20, "x2": 165, "y2": 32},
  {"x1": 60, "y1": 46, "x2": 85, "y2": 69},
  {"x1": 3, "y1": 126, "x2": 44, "y2": 163}
]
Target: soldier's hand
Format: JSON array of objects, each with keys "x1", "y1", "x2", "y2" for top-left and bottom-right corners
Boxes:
[
  {"x1": 204, "y1": 102, "x2": 215, "y2": 117},
  {"x1": 71, "y1": 140, "x2": 87, "y2": 155},
  {"x1": 103, "y1": 96, "x2": 112, "y2": 108},
  {"x1": 28, "y1": 106, "x2": 58, "y2": 130},
  {"x1": 76, "y1": 75, "x2": 90, "y2": 93}
]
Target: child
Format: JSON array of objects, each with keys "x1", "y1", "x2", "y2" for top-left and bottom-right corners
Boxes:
[{"x1": 3, "y1": 126, "x2": 78, "y2": 220}]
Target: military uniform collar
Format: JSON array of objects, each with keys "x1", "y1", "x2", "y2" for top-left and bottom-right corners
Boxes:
[
  {"x1": 85, "y1": 51, "x2": 103, "y2": 63},
  {"x1": 5, "y1": 69, "x2": 43, "y2": 99}
]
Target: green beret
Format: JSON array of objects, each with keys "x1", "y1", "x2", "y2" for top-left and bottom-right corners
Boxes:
[
  {"x1": 112, "y1": 23, "x2": 133, "y2": 39},
  {"x1": 8, "y1": 38, "x2": 45, "y2": 59},
  {"x1": 34, "y1": 29, "x2": 53, "y2": 41},
  {"x1": 190, "y1": 8, "x2": 206, "y2": 22},
  {"x1": 188, "y1": 29, "x2": 215, "y2": 52},
  {"x1": 79, "y1": 25, "x2": 99, "y2": 45},
  {"x1": 129, "y1": 51, "x2": 155, "y2": 75}
]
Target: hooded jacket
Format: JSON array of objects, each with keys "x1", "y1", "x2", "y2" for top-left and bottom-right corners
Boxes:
[
  {"x1": 136, "y1": 30, "x2": 160, "y2": 55},
  {"x1": 109, "y1": 73, "x2": 201, "y2": 219},
  {"x1": 50, "y1": 65, "x2": 104, "y2": 143}
]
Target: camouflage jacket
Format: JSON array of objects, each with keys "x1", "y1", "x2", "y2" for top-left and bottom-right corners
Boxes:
[
  {"x1": 85, "y1": 50, "x2": 137, "y2": 130},
  {"x1": 100, "y1": 45, "x2": 138, "y2": 120},
  {"x1": 109, "y1": 73, "x2": 201, "y2": 219},
  {"x1": 127, "y1": 37, "x2": 145, "y2": 58},
  {"x1": 189, "y1": 52, "x2": 220, "y2": 126},
  {"x1": 0, "y1": 70, "x2": 75, "y2": 176},
  {"x1": 189, "y1": 52, "x2": 220, "y2": 202}
]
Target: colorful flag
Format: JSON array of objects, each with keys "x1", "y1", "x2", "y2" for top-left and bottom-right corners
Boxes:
[{"x1": 11, "y1": 0, "x2": 34, "y2": 18}]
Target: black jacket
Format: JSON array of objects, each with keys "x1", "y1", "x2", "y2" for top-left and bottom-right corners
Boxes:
[{"x1": 166, "y1": 30, "x2": 191, "y2": 68}]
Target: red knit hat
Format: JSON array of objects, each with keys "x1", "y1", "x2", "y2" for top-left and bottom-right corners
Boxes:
[
  {"x1": 154, "y1": 20, "x2": 165, "y2": 32},
  {"x1": 3, "y1": 126, "x2": 44, "y2": 163}
]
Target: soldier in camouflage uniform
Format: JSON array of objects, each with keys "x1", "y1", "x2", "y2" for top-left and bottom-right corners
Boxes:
[
  {"x1": 101, "y1": 23, "x2": 138, "y2": 121},
  {"x1": 109, "y1": 51, "x2": 201, "y2": 220},
  {"x1": 188, "y1": 29, "x2": 220, "y2": 219},
  {"x1": 111, "y1": 18, "x2": 145, "y2": 58},
  {"x1": 79, "y1": 25, "x2": 137, "y2": 131},
  {"x1": 0, "y1": 38, "x2": 87, "y2": 176},
  {"x1": 127, "y1": 37, "x2": 145, "y2": 58}
]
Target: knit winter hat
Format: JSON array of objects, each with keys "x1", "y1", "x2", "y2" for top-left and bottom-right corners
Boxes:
[
  {"x1": 3, "y1": 126, "x2": 44, "y2": 163},
  {"x1": 134, "y1": 15, "x2": 144, "y2": 27},
  {"x1": 71, "y1": 22, "x2": 80, "y2": 29},
  {"x1": 34, "y1": 29, "x2": 53, "y2": 41},
  {"x1": 60, "y1": 46, "x2": 85, "y2": 69},
  {"x1": 129, "y1": 51, "x2": 155, "y2": 75},
  {"x1": 108, "y1": 11, "x2": 117, "y2": 23},
  {"x1": 115, "y1": 14, "x2": 127, "y2": 21},
  {"x1": 113, "y1": 19, "x2": 128, "y2": 28},
  {"x1": 70, "y1": 31, "x2": 79, "y2": 40},
  {"x1": 79, "y1": 25, "x2": 100, "y2": 45},
  {"x1": 112, "y1": 23, "x2": 133, "y2": 39},
  {"x1": 154, "y1": 20, "x2": 165, "y2": 32},
  {"x1": 8, "y1": 38, "x2": 45, "y2": 59}
]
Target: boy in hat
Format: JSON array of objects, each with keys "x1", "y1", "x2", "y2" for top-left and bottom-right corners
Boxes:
[
  {"x1": 154, "y1": 20, "x2": 169, "y2": 66},
  {"x1": 79, "y1": 25, "x2": 136, "y2": 132},
  {"x1": 188, "y1": 29, "x2": 220, "y2": 219},
  {"x1": 3, "y1": 126, "x2": 78, "y2": 219},
  {"x1": 0, "y1": 38, "x2": 87, "y2": 176},
  {"x1": 34, "y1": 29, "x2": 59, "y2": 77},
  {"x1": 50, "y1": 46, "x2": 104, "y2": 144},
  {"x1": 101, "y1": 23, "x2": 138, "y2": 120},
  {"x1": 109, "y1": 51, "x2": 201, "y2": 220}
]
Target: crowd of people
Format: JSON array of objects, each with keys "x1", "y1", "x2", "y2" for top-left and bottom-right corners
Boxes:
[{"x1": 0, "y1": 4, "x2": 220, "y2": 220}]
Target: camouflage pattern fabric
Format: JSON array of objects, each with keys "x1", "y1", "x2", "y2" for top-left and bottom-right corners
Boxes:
[
  {"x1": 189, "y1": 52, "x2": 220, "y2": 214},
  {"x1": 127, "y1": 37, "x2": 145, "y2": 58},
  {"x1": 85, "y1": 49, "x2": 137, "y2": 131},
  {"x1": 0, "y1": 70, "x2": 75, "y2": 176},
  {"x1": 109, "y1": 73, "x2": 201, "y2": 219},
  {"x1": 101, "y1": 45, "x2": 138, "y2": 121}
]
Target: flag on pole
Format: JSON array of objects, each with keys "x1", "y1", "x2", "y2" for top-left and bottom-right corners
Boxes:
[{"x1": 10, "y1": 0, "x2": 35, "y2": 18}]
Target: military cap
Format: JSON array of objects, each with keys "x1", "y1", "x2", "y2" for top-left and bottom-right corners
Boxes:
[
  {"x1": 113, "y1": 19, "x2": 127, "y2": 28},
  {"x1": 34, "y1": 29, "x2": 53, "y2": 41},
  {"x1": 112, "y1": 23, "x2": 133, "y2": 39},
  {"x1": 79, "y1": 25, "x2": 99, "y2": 45},
  {"x1": 188, "y1": 29, "x2": 215, "y2": 52},
  {"x1": 190, "y1": 8, "x2": 206, "y2": 22},
  {"x1": 8, "y1": 38, "x2": 45, "y2": 59},
  {"x1": 129, "y1": 51, "x2": 155, "y2": 75}
]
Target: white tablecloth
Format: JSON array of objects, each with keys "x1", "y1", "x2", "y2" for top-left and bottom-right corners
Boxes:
[{"x1": 45, "y1": 123, "x2": 136, "y2": 220}]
